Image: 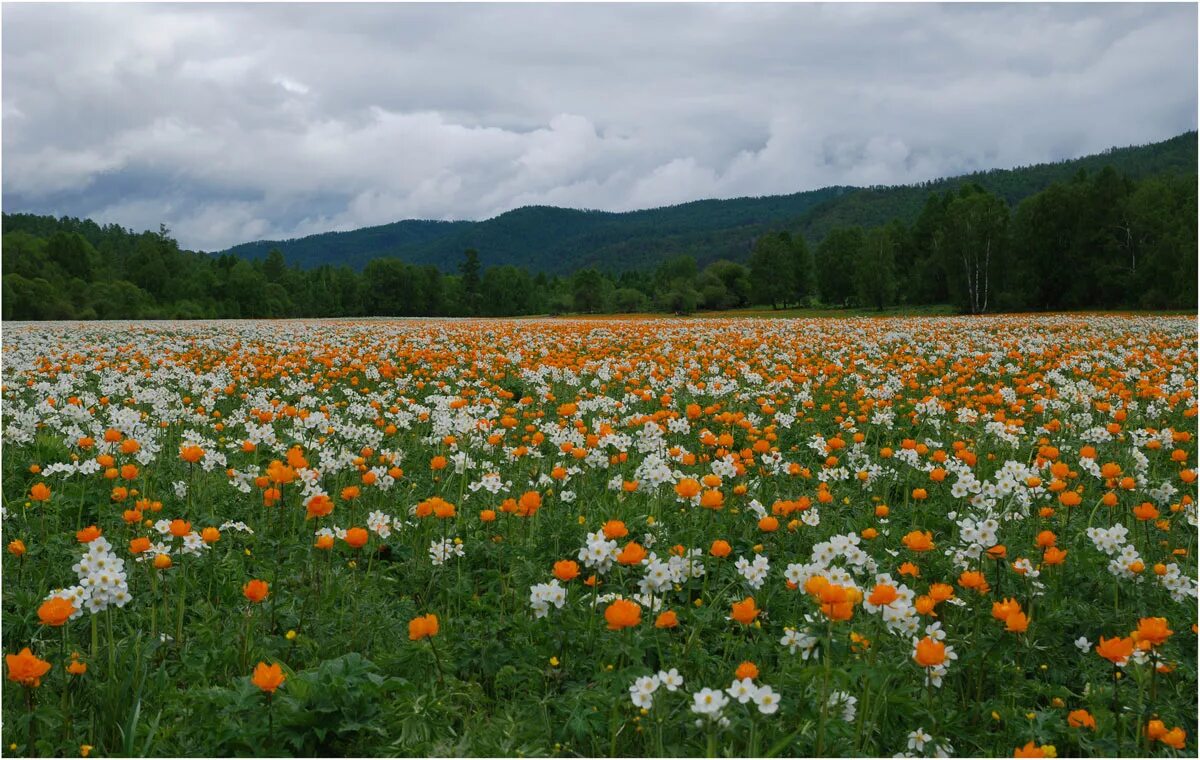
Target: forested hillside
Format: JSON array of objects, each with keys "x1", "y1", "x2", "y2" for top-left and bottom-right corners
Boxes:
[
  {"x1": 3, "y1": 132, "x2": 1195, "y2": 319},
  {"x1": 222, "y1": 132, "x2": 1197, "y2": 273}
]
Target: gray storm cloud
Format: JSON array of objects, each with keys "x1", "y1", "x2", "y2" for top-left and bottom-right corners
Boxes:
[{"x1": 2, "y1": 2, "x2": 1196, "y2": 251}]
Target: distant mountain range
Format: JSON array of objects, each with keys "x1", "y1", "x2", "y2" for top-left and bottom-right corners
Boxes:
[{"x1": 216, "y1": 131, "x2": 1190, "y2": 274}]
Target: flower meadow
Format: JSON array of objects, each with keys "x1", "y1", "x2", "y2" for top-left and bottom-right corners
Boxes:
[{"x1": 1, "y1": 315, "x2": 1196, "y2": 758}]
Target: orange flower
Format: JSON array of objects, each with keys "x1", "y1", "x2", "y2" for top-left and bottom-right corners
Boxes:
[
  {"x1": 1035, "y1": 530, "x2": 1056, "y2": 548},
  {"x1": 305, "y1": 493, "x2": 334, "y2": 520},
  {"x1": 604, "y1": 599, "x2": 641, "y2": 630},
  {"x1": 76, "y1": 525, "x2": 102, "y2": 543},
  {"x1": 517, "y1": 491, "x2": 542, "y2": 517},
  {"x1": 1012, "y1": 741, "x2": 1047, "y2": 758},
  {"x1": 654, "y1": 610, "x2": 679, "y2": 629},
  {"x1": 1095, "y1": 635, "x2": 1135, "y2": 665},
  {"x1": 1132, "y1": 502, "x2": 1159, "y2": 521},
  {"x1": 617, "y1": 542, "x2": 647, "y2": 566},
  {"x1": 243, "y1": 579, "x2": 269, "y2": 603},
  {"x1": 674, "y1": 478, "x2": 701, "y2": 499},
  {"x1": 168, "y1": 519, "x2": 191, "y2": 538},
  {"x1": 898, "y1": 561, "x2": 920, "y2": 577},
  {"x1": 1159, "y1": 727, "x2": 1187, "y2": 750},
  {"x1": 408, "y1": 613, "x2": 440, "y2": 640},
  {"x1": 153, "y1": 554, "x2": 172, "y2": 570},
  {"x1": 1067, "y1": 710, "x2": 1096, "y2": 730},
  {"x1": 986, "y1": 544, "x2": 1007, "y2": 560},
  {"x1": 710, "y1": 539, "x2": 732, "y2": 557},
  {"x1": 730, "y1": 596, "x2": 759, "y2": 624},
  {"x1": 913, "y1": 636, "x2": 946, "y2": 667},
  {"x1": 7, "y1": 539, "x2": 26, "y2": 557},
  {"x1": 1005, "y1": 610, "x2": 1030, "y2": 633},
  {"x1": 344, "y1": 527, "x2": 369, "y2": 549},
  {"x1": 1132, "y1": 617, "x2": 1172, "y2": 649},
  {"x1": 758, "y1": 516, "x2": 780, "y2": 532},
  {"x1": 479, "y1": 509, "x2": 497, "y2": 522},
  {"x1": 1042, "y1": 547, "x2": 1067, "y2": 565},
  {"x1": 992, "y1": 598, "x2": 1021, "y2": 620},
  {"x1": 553, "y1": 560, "x2": 580, "y2": 581},
  {"x1": 928, "y1": 583, "x2": 955, "y2": 602},
  {"x1": 868, "y1": 583, "x2": 899, "y2": 606},
  {"x1": 201, "y1": 527, "x2": 221, "y2": 544},
  {"x1": 958, "y1": 570, "x2": 990, "y2": 593},
  {"x1": 129, "y1": 537, "x2": 151, "y2": 554},
  {"x1": 251, "y1": 661, "x2": 286, "y2": 694},
  {"x1": 38, "y1": 597, "x2": 76, "y2": 627},
  {"x1": 1145, "y1": 720, "x2": 1168, "y2": 741},
  {"x1": 734, "y1": 661, "x2": 758, "y2": 680},
  {"x1": 179, "y1": 445, "x2": 204, "y2": 464},
  {"x1": 314, "y1": 535, "x2": 335, "y2": 551},
  {"x1": 902, "y1": 530, "x2": 934, "y2": 552},
  {"x1": 6, "y1": 648, "x2": 51, "y2": 687},
  {"x1": 601, "y1": 520, "x2": 628, "y2": 539},
  {"x1": 340, "y1": 486, "x2": 361, "y2": 501},
  {"x1": 29, "y1": 483, "x2": 50, "y2": 502}
]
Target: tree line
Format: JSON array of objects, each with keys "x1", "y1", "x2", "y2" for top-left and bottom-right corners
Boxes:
[{"x1": 2, "y1": 164, "x2": 1194, "y2": 321}]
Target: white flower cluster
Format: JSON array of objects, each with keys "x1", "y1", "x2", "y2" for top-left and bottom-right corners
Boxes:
[
  {"x1": 735, "y1": 554, "x2": 770, "y2": 590},
  {"x1": 1087, "y1": 524, "x2": 1144, "y2": 580},
  {"x1": 1157, "y1": 563, "x2": 1198, "y2": 603},
  {"x1": 627, "y1": 668, "x2": 683, "y2": 709},
  {"x1": 428, "y1": 538, "x2": 465, "y2": 566},
  {"x1": 58, "y1": 537, "x2": 131, "y2": 614},
  {"x1": 577, "y1": 530, "x2": 619, "y2": 573},
  {"x1": 528, "y1": 580, "x2": 567, "y2": 618}
]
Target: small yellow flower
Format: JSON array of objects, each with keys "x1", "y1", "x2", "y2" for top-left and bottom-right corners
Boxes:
[
  {"x1": 80, "y1": 745, "x2": 94, "y2": 758},
  {"x1": 1041, "y1": 745, "x2": 1057, "y2": 758},
  {"x1": 1025, "y1": 712, "x2": 1036, "y2": 720},
  {"x1": 646, "y1": 516, "x2": 655, "y2": 525},
  {"x1": 991, "y1": 711, "x2": 1001, "y2": 721},
  {"x1": 453, "y1": 537, "x2": 463, "y2": 545},
  {"x1": 693, "y1": 598, "x2": 703, "y2": 607},
  {"x1": 577, "y1": 516, "x2": 586, "y2": 525},
  {"x1": 549, "y1": 656, "x2": 560, "y2": 667},
  {"x1": 605, "y1": 664, "x2": 613, "y2": 671},
  {"x1": 1050, "y1": 697, "x2": 1064, "y2": 708},
  {"x1": 285, "y1": 630, "x2": 297, "y2": 641},
  {"x1": 348, "y1": 560, "x2": 357, "y2": 569},
  {"x1": 244, "y1": 548, "x2": 252, "y2": 556}
]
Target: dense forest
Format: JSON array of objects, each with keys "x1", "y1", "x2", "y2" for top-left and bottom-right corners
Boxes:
[{"x1": 2, "y1": 135, "x2": 1196, "y2": 320}]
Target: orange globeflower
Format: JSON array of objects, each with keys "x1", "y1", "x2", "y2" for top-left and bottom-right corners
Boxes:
[
  {"x1": 153, "y1": 554, "x2": 172, "y2": 570},
  {"x1": 305, "y1": 493, "x2": 334, "y2": 520},
  {"x1": 553, "y1": 560, "x2": 580, "y2": 582},
  {"x1": 604, "y1": 599, "x2": 642, "y2": 630},
  {"x1": 479, "y1": 509, "x2": 497, "y2": 523},
  {"x1": 1132, "y1": 502, "x2": 1160, "y2": 521},
  {"x1": 6, "y1": 648, "x2": 51, "y2": 687},
  {"x1": 1133, "y1": 617, "x2": 1172, "y2": 649},
  {"x1": 1013, "y1": 742, "x2": 1048, "y2": 758},
  {"x1": 986, "y1": 545, "x2": 1007, "y2": 560},
  {"x1": 201, "y1": 527, "x2": 221, "y2": 544},
  {"x1": 38, "y1": 597, "x2": 76, "y2": 627},
  {"x1": 408, "y1": 613, "x2": 440, "y2": 640},
  {"x1": 758, "y1": 516, "x2": 780, "y2": 532},
  {"x1": 992, "y1": 598, "x2": 1021, "y2": 620},
  {"x1": 168, "y1": 519, "x2": 191, "y2": 537},
  {"x1": 674, "y1": 478, "x2": 701, "y2": 500},
  {"x1": 958, "y1": 570, "x2": 990, "y2": 593},
  {"x1": 654, "y1": 610, "x2": 679, "y2": 629},
  {"x1": 251, "y1": 661, "x2": 286, "y2": 694},
  {"x1": 617, "y1": 542, "x2": 647, "y2": 566},
  {"x1": 8, "y1": 539, "x2": 26, "y2": 557},
  {"x1": 868, "y1": 583, "x2": 899, "y2": 606},
  {"x1": 1095, "y1": 635, "x2": 1135, "y2": 665},
  {"x1": 129, "y1": 537, "x2": 151, "y2": 555},
  {"x1": 344, "y1": 527, "x2": 369, "y2": 549},
  {"x1": 29, "y1": 483, "x2": 51, "y2": 502},
  {"x1": 902, "y1": 530, "x2": 934, "y2": 552},
  {"x1": 517, "y1": 491, "x2": 542, "y2": 516},
  {"x1": 340, "y1": 486, "x2": 360, "y2": 501},
  {"x1": 730, "y1": 597, "x2": 759, "y2": 624},
  {"x1": 1068, "y1": 710, "x2": 1096, "y2": 730},
  {"x1": 735, "y1": 661, "x2": 758, "y2": 680},
  {"x1": 913, "y1": 636, "x2": 947, "y2": 667},
  {"x1": 710, "y1": 540, "x2": 732, "y2": 557},
  {"x1": 1005, "y1": 610, "x2": 1030, "y2": 633},
  {"x1": 76, "y1": 525, "x2": 102, "y2": 543},
  {"x1": 1042, "y1": 546, "x2": 1067, "y2": 565},
  {"x1": 602, "y1": 520, "x2": 628, "y2": 539},
  {"x1": 314, "y1": 535, "x2": 335, "y2": 551},
  {"x1": 699, "y1": 489, "x2": 725, "y2": 510},
  {"x1": 243, "y1": 579, "x2": 269, "y2": 603},
  {"x1": 179, "y1": 445, "x2": 204, "y2": 463}
]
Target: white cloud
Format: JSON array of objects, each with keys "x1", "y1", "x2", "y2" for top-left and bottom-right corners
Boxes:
[{"x1": 1, "y1": 3, "x2": 1195, "y2": 251}]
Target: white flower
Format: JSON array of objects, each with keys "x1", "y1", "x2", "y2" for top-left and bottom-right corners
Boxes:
[
  {"x1": 726, "y1": 677, "x2": 756, "y2": 704},
  {"x1": 753, "y1": 684, "x2": 781, "y2": 715},
  {"x1": 691, "y1": 688, "x2": 729, "y2": 717},
  {"x1": 1074, "y1": 636, "x2": 1092, "y2": 653},
  {"x1": 908, "y1": 728, "x2": 933, "y2": 752},
  {"x1": 629, "y1": 675, "x2": 660, "y2": 709},
  {"x1": 657, "y1": 668, "x2": 683, "y2": 692}
]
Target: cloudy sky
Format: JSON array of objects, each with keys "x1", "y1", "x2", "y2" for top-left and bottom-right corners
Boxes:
[{"x1": 2, "y1": 3, "x2": 1196, "y2": 251}]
